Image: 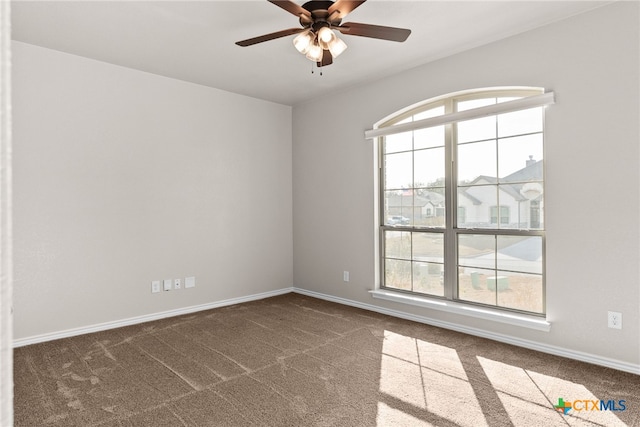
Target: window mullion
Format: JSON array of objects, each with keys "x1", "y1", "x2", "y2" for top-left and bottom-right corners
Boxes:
[{"x1": 444, "y1": 99, "x2": 456, "y2": 300}]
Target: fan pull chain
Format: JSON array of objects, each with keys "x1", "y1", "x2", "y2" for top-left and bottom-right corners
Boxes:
[{"x1": 310, "y1": 63, "x2": 323, "y2": 76}]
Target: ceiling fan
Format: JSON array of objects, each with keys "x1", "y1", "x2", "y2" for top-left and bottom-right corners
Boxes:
[{"x1": 235, "y1": 0, "x2": 411, "y2": 67}]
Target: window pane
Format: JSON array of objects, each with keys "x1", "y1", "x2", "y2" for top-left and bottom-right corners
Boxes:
[
  {"x1": 414, "y1": 105, "x2": 445, "y2": 120},
  {"x1": 498, "y1": 134, "x2": 543, "y2": 181},
  {"x1": 414, "y1": 126, "x2": 445, "y2": 150},
  {"x1": 414, "y1": 147, "x2": 445, "y2": 187},
  {"x1": 457, "y1": 140, "x2": 496, "y2": 183},
  {"x1": 490, "y1": 205, "x2": 510, "y2": 227},
  {"x1": 458, "y1": 206, "x2": 466, "y2": 225},
  {"x1": 457, "y1": 116, "x2": 496, "y2": 143},
  {"x1": 457, "y1": 98, "x2": 496, "y2": 112},
  {"x1": 457, "y1": 185, "x2": 497, "y2": 229},
  {"x1": 489, "y1": 197, "x2": 543, "y2": 230},
  {"x1": 496, "y1": 236, "x2": 542, "y2": 274},
  {"x1": 385, "y1": 259, "x2": 412, "y2": 291},
  {"x1": 413, "y1": 232, "x2": 444, "y2": 263},
  {"x1": 385, "y1": 231, "x2": 411, "y2": 260},
  {"x1": 498, "y1": 107, "x2": 543, "y2": 138},
  {"x1": 458, "y1": 267, "x2": 496, "y2": 305},
  {"x1": 413, "y1": 262, "x2": 444, "y2": 297},
  {"x1": 384, "y1": 191, "x2": 414, "y2": 226},
  {"x1": 414, "y1": 188, "x2": 445, "y2": 227},
  {"x1": 528, "y1": 200, "x2": 543, "y2": 230},
  {"x1": 496, "y1": 272, "x2": 543, "y2": 313},
  {"x1": 495, "y1": 198, "x2": 522, "y2": 230},
  {"x1": 384, "y1": 152, "x2": 412, "y2": 189},
  {"x1": 412, "y1": 106, "x2": 447, "y2": 150},
  {"x1": 384, "y1": 131, "x2": 412, "y2": 154},
  {"x1": 458, "y1": 234, "x2": 495, "y2": 270}
]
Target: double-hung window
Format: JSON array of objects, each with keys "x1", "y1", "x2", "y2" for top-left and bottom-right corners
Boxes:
[{"x1": 376, "y1": 88, "x2": 549, "y2": 315}]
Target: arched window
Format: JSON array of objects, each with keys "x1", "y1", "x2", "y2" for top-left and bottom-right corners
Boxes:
[{"x1": 375, "y1": 87, "x2": 549, "y2": 315}]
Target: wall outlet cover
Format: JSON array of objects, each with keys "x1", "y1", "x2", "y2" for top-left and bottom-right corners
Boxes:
[
  {"x1": 607, "y1": 311, "x2": 622, "y2": 329},
  {"x1": 174, "y1": 279, "x2": 181, "y2": 290},
  {"x1": 163, "y1": 279, "x2": 172, "y2": 291},
  {"x1": 151, "y1": 281, "x2": 161, "y2": 293},
  {"x1": 185, "y1": 276, "x2": 196, "y2": 288}
]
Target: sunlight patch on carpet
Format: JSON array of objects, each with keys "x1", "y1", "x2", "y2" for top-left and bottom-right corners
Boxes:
[
  {"x1": 478, "y1": 356, "x2": 628, "y2": 426},
  {"x1": 380, "y1": 330, "x2": 487, "y2": 427}
]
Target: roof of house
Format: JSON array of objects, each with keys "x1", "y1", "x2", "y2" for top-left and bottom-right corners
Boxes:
[
  {"x1": 387, "y1": 190, "x2": 445, "y2": 208},
  {"x1": 459, "y1": 159, "x2": 543, "y2": 203}
]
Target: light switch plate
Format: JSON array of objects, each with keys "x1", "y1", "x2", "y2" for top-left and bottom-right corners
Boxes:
[{"x1": 163, "y1": 279, "x2": 172, "y2": 291}]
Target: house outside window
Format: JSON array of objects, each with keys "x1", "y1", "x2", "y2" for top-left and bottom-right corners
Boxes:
[
  {"x1": 489, "y1": 206, "x2": 510, "y2": 225},
  {"x1": 379, "y1": 88, "x2": 546, "y2": 315},
  {"x1": 457, "y1": 206, "x2": 466, "y2": 225}
]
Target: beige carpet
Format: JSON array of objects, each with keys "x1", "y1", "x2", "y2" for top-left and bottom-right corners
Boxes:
[{"x1": 13, "y1": 293, "x2": 640, "y2": 426}]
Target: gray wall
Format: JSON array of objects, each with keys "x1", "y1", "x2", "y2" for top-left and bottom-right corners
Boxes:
[
  {"x1": 13, "y1": 41, "x2": 293, "y2": 339},
  {"x1": 292, "y1": 2, "x2": 639, "y2": 366},
  {"x1": 12, "y1": 2, "x2": 640, "y2": 369}
]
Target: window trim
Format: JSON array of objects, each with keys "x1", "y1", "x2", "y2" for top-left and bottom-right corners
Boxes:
[
  {"x1": 366, "y1": 90, "x2": 554, "y2": 139},
  {"x1": 375, "y1": 87, "x2": 548, "y2": 317},
  {"x1": 369, "y1": 288, "x2": 551, "y2": 331}
]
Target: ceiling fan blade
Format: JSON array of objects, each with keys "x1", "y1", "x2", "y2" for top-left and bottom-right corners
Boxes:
[
  {"x1": 317, "y1": 49, "x2": 333, "y2": 67},
  {"x1": 336, "y1": 22, "x2": 411, "y2": 42},
  {"x1": 236, "y1": 28, "x2": 304, "y2": 47},
  {"x1": 327, "y1": 1, "x2": 366, "y2": 21},
  {"x1": 268, "y1": 0, "x2": 312, "y2": 19}
]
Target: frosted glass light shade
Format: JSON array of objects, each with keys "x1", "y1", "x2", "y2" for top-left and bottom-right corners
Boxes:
[
  {"x1": 317, "y1": 27, "x2": 335, "y2": 50},
  {"x1": 305, "y1": 43, "x2": 323, "y2": 62},
  {"x1": 293, "y1": 29, "x2": 314, "y2": 54},
  {"x1": 328, "y1": 37, "x2": 347, "y2": 57}
]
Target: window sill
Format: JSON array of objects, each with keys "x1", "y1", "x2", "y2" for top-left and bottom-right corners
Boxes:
[{"x1": 369, "y1": 289, "x2": 551, "y2": 332}]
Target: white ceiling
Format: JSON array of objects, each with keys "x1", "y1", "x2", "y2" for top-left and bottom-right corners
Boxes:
[{"x1": 11, "y1": 0, "x2": 611, "y2": 106}]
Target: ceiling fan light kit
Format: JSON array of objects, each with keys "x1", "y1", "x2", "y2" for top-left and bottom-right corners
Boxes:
[
  {"x1": 236, "y1": 0, "x2": 411, "y2": 68},
  {"x1": 296, "y1": 26, "x2": 347, "y2": 62},
  {"x1": 305, "y1": 42, "x2": 324, "y2": 62},
  {"x1": 317, "y1": 26, "x2": 334, "y2": 47},
  {"x1": 328, "y1": 36, "x2": 347, "y2": 57},
  {"x1": 293, "y1": 29, "x2": 314, "y2": 54}
]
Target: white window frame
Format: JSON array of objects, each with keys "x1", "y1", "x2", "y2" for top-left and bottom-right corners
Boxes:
[{"x1": 371, "y1": 87, "x2": 551, "y2": 321}]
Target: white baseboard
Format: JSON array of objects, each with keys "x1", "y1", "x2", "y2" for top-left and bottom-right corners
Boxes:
[
  {"x1": 13, "y1": 285, "x2": 640, "y2": 376},
  {"x1": 13, "y1": 287, "x2": 294, "y2": 348},
  {"x1": 292, "y1": 287, "x2": 640, "y2": 376}
]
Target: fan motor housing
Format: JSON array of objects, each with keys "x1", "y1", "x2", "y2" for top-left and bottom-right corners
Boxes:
[
  {"x1": 300, "y1": 1, "x2": 342, "y2": 27},
  {"x1": 301, "y1": 0, "x2": 334, "y2": 13}
]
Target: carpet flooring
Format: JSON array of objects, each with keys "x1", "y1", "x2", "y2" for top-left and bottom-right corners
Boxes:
[{"x1": 13, "y1": 293, "x2": 640, "y2": 426}]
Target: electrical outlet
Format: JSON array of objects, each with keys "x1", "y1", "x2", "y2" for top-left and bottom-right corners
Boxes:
[
  {"x1": 174, "y1": 279, "x2": 181, "y2": 290},
  {"x1": 343, "y1": 271, "x2": 350, "y2": 282},
  {"x1": 151, "y1": 280, "x2": 161, "y2": 293},
  {"x1": 163, "y1": 279, "x2": 172, "y2": 291},
  {"x1": 608, "y1": 311, "x2": 622, "y2": 329}
]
